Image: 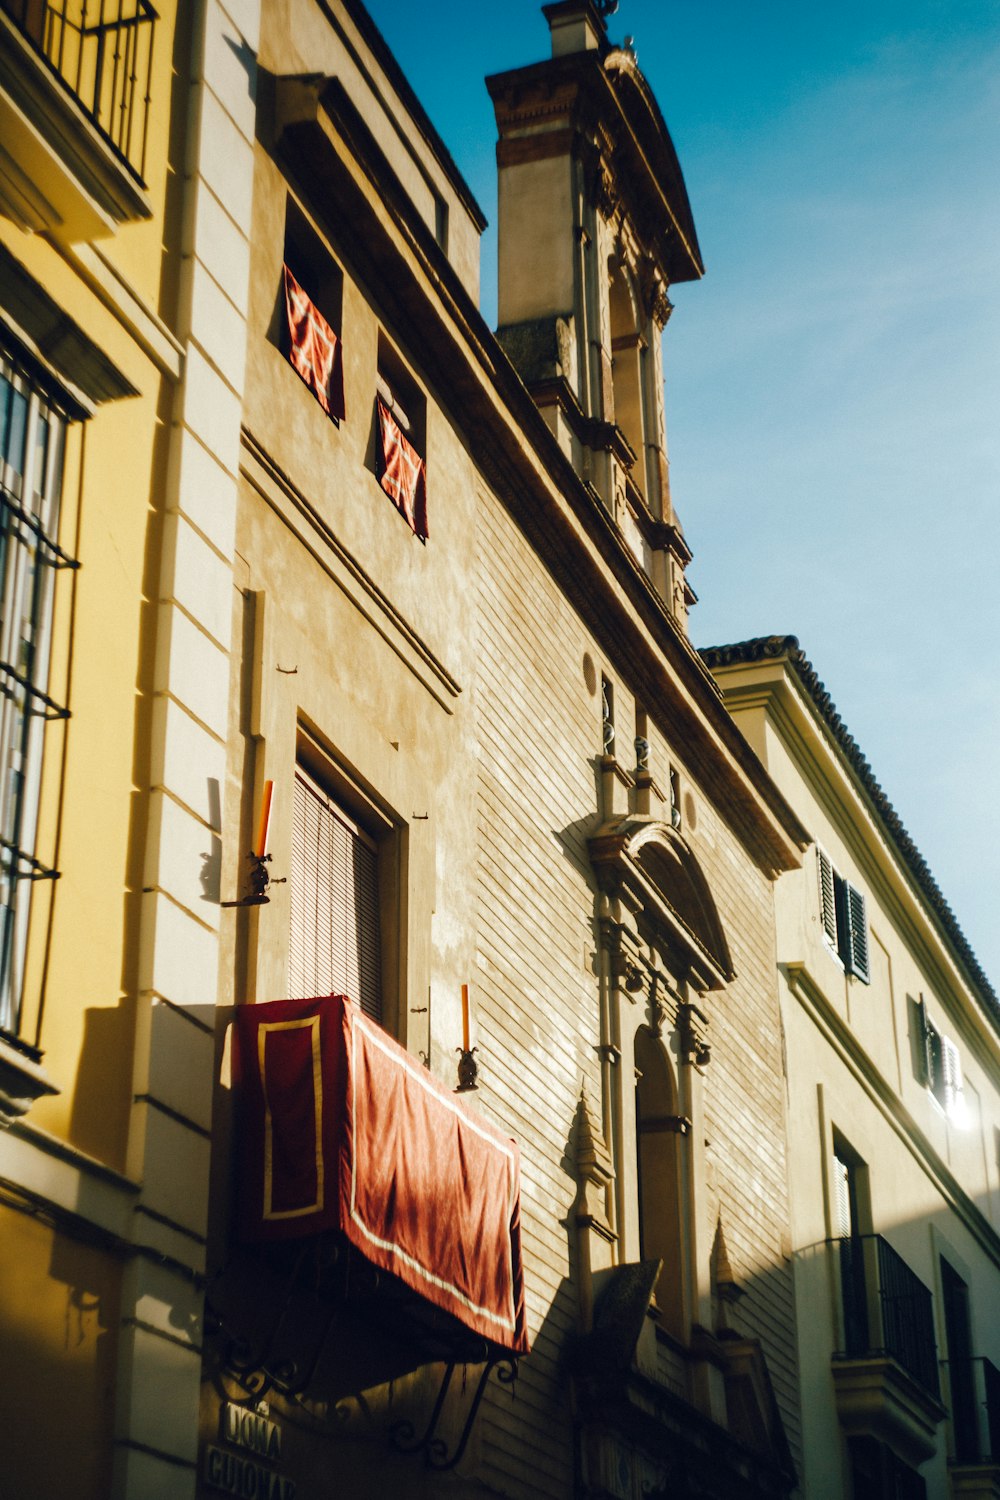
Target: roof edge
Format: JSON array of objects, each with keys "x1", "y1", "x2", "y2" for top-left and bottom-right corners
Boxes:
[{"x1": 701, "y1": 635, "x2": 1000, "y2": 1024}]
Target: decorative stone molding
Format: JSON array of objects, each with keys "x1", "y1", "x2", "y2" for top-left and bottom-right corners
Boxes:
[
  {"x1": 678, "y1": 1002, "x2": 711, "y2": 1069},
  {"x1": 590, "y1": 818, "x2": 735, "y2": 992}
]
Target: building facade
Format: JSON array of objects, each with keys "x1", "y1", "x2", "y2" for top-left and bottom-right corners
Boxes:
[
  {"x1": 3, "y1": 1, "x2": 998, "y2": 1498},
  {"x1": 0, "y1": 0, "x2": 260, "y2": 1492},
  {"x1": 705, "y1": 637, "x2": 1000, "y2": 1500}
]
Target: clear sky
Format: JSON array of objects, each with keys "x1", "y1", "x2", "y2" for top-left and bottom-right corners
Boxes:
[{"x1": 364, "y1": 0, "x2": 1000, "y2": 990}]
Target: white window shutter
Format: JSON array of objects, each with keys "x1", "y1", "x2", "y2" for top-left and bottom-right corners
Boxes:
[
  {"x1": 817, "y1": 849, "x2": 838, "y2": 948},
  {"x1": 833, "y1": 1153, "x2": 852, "y2": 1240},
  {"x1": 942, "y1": 1037, "x2": 963, "y2": 1122}
]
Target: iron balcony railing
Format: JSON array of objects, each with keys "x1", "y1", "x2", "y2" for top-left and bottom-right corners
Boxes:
[
  {"x1": 836, "y1": 1233, "x2": 940, "y2": 1399},
  {"x1": 1, "y1": 0, "x2": 155, "y2": 179},
  {"x1": 943, "y1": 1356, "x2": 1000, "y2": 1465}
]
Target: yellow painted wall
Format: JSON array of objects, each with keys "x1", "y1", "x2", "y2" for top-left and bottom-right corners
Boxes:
[{"x1": 0, "y1": 1202, "x2": 121, "y2": 1499}]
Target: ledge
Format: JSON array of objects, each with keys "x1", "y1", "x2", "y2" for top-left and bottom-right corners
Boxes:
[
  {"x1": 950, "y1": 1464, "x2": 1000, "y2": 1499},
  {"x1": 832, "y1": 1353, "x2": 945, "y2": 1465},
  {"x1": 0, "y1": 1031, "x2": 57, "y2": 1126}
]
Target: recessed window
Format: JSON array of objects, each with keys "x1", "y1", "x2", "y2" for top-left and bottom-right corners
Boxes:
[
  {"x1": 669, "y1": 767, "x2": 681, "y2": 829},
  {"x1": 288, "y1": 759, "x2": 395, "y2": 1028},
  {"x1": 914, "y1": 996, "x2": 965, "y2": 1123},
  {"x1": 601, "y1": 676, "x2": 615, "y2": 754},
  {"x1": 0, "y1": 343, "x2": 73, "y2": 1039},
  {"x1": 282, "y1": 201, "x2": 345, "y2": 421},
  {"x1": 375, "y1": 336, "x2": 427, "y2": 541},
  {"x1": 817, "y1": 848, "x2": 870, "y2": 983}
]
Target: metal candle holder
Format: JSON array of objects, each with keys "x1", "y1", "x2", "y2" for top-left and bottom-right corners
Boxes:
[{"x1": 455, "y1": 1046, "x2": 479, "y2": 1093}]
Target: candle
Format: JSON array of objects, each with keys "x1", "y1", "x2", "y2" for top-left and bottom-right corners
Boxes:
[
  {"x1": 254, "y1": 780, "x2": 274, "y2": 859},
  {"x1": 461, "y1": 983, "x2": 470, "y2": 1053}
]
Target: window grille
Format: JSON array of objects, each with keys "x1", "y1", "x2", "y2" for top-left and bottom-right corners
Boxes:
[{"x1": 0, "y1": 345, "x2": 75, "y2": 1038}]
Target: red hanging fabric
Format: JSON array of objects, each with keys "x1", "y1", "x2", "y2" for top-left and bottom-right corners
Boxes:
[
  {"x1": 283, "y1": 264, "x2": 345, "y2": 420},
  {"x1": 376, "y1": 396, "x2": 428, "y2": 540},
  {"x1": 234, "y1": 994, "x2": 529, "y2": 1355}
]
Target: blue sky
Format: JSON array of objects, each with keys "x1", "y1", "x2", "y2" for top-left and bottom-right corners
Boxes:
[{"x1": 365, "y1": 0, "x2": 1000, "y2": 989}]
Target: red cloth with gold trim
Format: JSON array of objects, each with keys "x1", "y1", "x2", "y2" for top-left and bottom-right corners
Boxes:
[
  {"x1": 233, "y1": 994, "x2": 529, "y2": 1354},
  {"x1": 376, "y1": 396, "x2": 428, "y2": 540},
  {"x1": 283, "y1": 264, "x2": 345, "y2": 420}
]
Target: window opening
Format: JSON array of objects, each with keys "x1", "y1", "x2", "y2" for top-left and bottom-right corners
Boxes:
[
  {"x1": 669, "y1": 767, "x2": 681, "y2": 829},
  {"x1": 833, "y1": 1140, "x2": 870, "y2": 1356},
  {"x1": 915, "y1": 996, "x2": 965, "y2": 1123},
  {"x1": 634, "y1": 707, "x2": 649, "y2": 772},
  {"x1": 375, "y1": 336, "x2": 427, "y2": 541},
  {"x1": 941, "y1": 1257, "x2": 977, "y2": 1462},
  {"x1": 635, "y1": 1028, "x2": 687, "y2": 1339},
  {"x1": 601, "y1": 676, "x2": 615, "y2": 755},
  {"x1": 0, "y1": 344, "x2": 75, "y2": 1039},
  {"x1": 289, "y1": 766, "x2": 383, "y2": 1024},
  {"x1": 816, "y1": 848, "x2": 870, "y2": 982},
  {"x1": 281, "y1": 200, "x2": 345, "y2": 421}
]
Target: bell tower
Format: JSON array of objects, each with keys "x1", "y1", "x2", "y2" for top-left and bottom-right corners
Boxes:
[{"x1": 488, "y1": 1, "x2": 703, "y2": 628}]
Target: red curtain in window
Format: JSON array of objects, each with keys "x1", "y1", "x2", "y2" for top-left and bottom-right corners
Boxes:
[
  {"x1": 234, "y1": 994, "x2": 529, "y2": 1354},
  {"x1": 283, "y1": 265, "x2": 345, "y2": 420},
  {"x1": 376, "y1": 396, "x2": 428, "y2": 540}
]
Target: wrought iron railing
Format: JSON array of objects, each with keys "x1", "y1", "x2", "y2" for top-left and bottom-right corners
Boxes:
[
  {"x1": 1, "y1": 0, "x2": 155, "y2": 179},
  {"x1": 836, "y1": 1234, "x2": 940, "y2": 1398},
  {"x1": 943, "y1": 1356, "x2": 1000, "y2": 1464}
]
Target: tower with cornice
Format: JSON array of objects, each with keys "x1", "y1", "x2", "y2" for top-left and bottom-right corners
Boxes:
[{"x1": 488, "y1": 0, "x2": 703, "y2": 629}]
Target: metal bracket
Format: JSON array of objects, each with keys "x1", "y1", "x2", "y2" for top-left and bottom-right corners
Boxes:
[{"x1": 390, "y1": 1355, "x2": 517, "y2": 1471}]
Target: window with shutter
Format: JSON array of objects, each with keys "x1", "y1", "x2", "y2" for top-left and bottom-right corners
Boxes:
[
  {"x1": 842, "y1": 882, "x2": 870, "y2": 983},
  {"x1": 917, "y1": 999, "x2": 965, "y2": 1123},
  {"x1": 941, "y1": 1036, "x2": 964, "y2": 1123},
  {"x1": 289, "y1": 767, "x2": 383, "y2": 1024},
  {"x1": 816, "y1": 849, "x2": 870, "y2": 984},
  {"x1": 817, "y1": 849, "x2": 838, "y2": 949}
]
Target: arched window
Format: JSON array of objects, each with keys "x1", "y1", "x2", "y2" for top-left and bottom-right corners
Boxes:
[
  {"x1": 609, "y1": 260, "x2": 648, "y2": 498},
  {"x1": 634, "y1": 1026, "x2": 688, "y2": 1339}
]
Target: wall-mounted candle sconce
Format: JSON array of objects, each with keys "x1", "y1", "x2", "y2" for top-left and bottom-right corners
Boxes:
[
  {"x1": 222, "y1": 780, "x2": 286, "y2": 907},
  {"x1": 455, "y1": 982, "x2": 479, "y2": 1093}
]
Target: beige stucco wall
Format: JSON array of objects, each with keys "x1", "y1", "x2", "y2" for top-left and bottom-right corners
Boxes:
[{"x1": 717, "y1": 660, "x2": 1000, "y2": 1496}]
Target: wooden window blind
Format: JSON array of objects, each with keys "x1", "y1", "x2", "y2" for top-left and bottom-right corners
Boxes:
[{"x1": 289, "y1": 768, "x2": 382, "y2": 1023}]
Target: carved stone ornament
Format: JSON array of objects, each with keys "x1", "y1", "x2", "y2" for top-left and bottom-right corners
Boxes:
[
  {"x1": 677, "y1": 1001, "x2": 711, "y2": 1069},
  {"x1": 637, "y1": 256, "x2": 673, "y2": 327},
  {"x1": 573, "y1": 1084, "x2": 615, "y2": 1236},
  {"x1": 595, "y1": 160, "x2": 619, "y2": 220}
]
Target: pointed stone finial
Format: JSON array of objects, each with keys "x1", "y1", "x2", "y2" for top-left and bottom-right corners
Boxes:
[
  {"x1": 576, "y1": 1081, "x2": 614, "y2": 1187},
  {"x1": 712, "y1": 1215, "x2": 745, "y2": 1332}
]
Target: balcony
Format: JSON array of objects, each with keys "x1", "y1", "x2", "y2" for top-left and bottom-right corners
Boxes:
[
  {"x1": 945, "y1": 1357, "x2": 1000, "y2": 1499},
  {"x1": 206, "y1": 996, "x2": 528, "y2": 1471},
  {"x1": 0, "y1": 0, "x2": 153, "y2": 239},
  {"x1": 831, "y1": 1234, "x2": 946, "y2": 1465}
]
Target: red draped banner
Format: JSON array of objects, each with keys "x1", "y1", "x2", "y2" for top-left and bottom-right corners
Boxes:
[
  {"x1": 283, "y1": 264, "x2": 345, "y2": 420},
  {"x1": 234, "y1": 995, "x2": 528, "y2": 1354},
  {"x1": 376, "y1": 396, "x2": 428, "y2": 540}
]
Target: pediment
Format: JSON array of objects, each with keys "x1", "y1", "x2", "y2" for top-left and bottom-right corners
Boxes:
[{"x1": 589, "y1": 819, "x2": 734, "y2": 991}]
